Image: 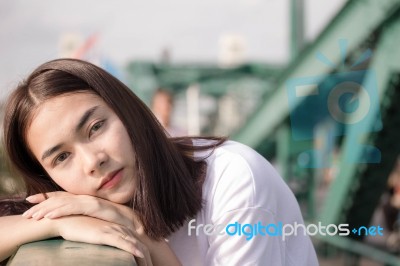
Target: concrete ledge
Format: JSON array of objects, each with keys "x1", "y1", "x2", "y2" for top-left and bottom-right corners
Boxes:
[{"x1": 7, "y1": 239, "x2": 137, "y2": 266}]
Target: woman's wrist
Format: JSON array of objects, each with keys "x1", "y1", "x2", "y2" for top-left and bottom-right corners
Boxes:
[
  {"x1": 50, "y1": 216, "x2": 66, "y2": 239},
  {"x1": 78, "y1": 194, "x2": 102, "y2": 217},
  {"x1": 14, "y1": 216, "x2": 60, "y2": 247}
]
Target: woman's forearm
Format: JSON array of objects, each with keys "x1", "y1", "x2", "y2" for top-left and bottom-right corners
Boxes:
[
  {"x1": 0, "y1": 215, "x2": 57, "y2": 262},
  {"x1": 19, "y1": 193, "x2": 182, "y2": 265}
]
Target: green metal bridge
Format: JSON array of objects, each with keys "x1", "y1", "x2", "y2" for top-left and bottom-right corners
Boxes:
[{"x1": 125, "y1": 0, "x2": 400, "y2": 264}]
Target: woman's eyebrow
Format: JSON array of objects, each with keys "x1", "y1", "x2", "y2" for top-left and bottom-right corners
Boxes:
[
  {"x1": 41, "y1": 144, "x2": 63, "y2": 161},
  {"x1": 40, "y1": 105, "x2": 100, "y2": 162},
  {"x1": 75, "y1": 106, "x2": 99, "y2": 133}
]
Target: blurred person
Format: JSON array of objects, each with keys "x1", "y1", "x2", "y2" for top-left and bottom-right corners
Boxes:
[
  {"x1": 384, "y1": 157, "x2": 400, "y2": 251},
  {"x1": 151, "y1": 88, "x2": 186, "y2": 137},
  {"x1": 0, "y1": 59, "x2": 317, "y2": 265}
]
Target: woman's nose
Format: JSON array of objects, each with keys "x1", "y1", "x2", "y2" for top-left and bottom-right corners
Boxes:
[{"x1": 80, "y1": 147, "x2": 109, "y2": 176}]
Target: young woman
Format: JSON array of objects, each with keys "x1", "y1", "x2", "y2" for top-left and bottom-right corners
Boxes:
[{"x1": 0, "y1": 59, "x2": 318, "y2": 265}]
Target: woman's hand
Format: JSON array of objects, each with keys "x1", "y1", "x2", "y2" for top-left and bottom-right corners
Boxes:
[
  {"x1": 23, "y1": 192, "x2": 139, "y2": 231},
  {"x1": 24, "y1": 192, "x2": 177, "y2": 265},
  {"x1": 54, "y1": 215, "x2": 147, "y2": 260}
]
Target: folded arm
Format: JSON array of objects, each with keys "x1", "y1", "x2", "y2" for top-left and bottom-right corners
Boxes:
[
  {"x1": 22, "y1": 192, "x2": 181, "y2": 266},
  {"x1": 0, "y1": 215, "x2": 57, "y2": 262}
]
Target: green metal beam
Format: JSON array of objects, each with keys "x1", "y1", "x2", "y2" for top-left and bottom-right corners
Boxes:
[
  {"x1": 314, "y1": 234, "x2": 400, "y2": 266},
  {"x1": 320, "y1": 14, "x2": 400, "y2": 225},
  {"x1": 233, "y1": 0, "x2": 400, "y2": 147},
  {"x1": 126, "y1": 61, "x2": 282, "y2": 103}
]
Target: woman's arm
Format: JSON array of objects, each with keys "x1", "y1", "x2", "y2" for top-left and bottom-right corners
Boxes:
[
  {"x1": 24, "y1": 193, "x2": 138, "y2": 230},
  {"x1": 0, "y1": 214, "x2": 150, "y2": 264},
  {"x1": 23, "y1": 192, "x2": 181, "y2": 266},
  {"x1": 0, "y1": 215, "x2": 57, "y2": 262}
]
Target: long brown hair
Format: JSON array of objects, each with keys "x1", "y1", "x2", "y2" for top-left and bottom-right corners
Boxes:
[{"x1": 3, "y1": 58, "x2": 226, "y2": 239}]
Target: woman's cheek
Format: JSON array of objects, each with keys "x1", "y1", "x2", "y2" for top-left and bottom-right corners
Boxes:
[{"x1": 49, "y1": 168, "x2": 78, "y2": 193}]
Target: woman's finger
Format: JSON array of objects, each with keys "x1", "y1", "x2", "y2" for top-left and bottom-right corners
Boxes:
[
  {"x1": 22, "y1": 204, "x2": 47, "y2": 218},
  {"x1": 23, "y1": 200, "x2": 71, "y2": 219},
  {"x1": 23, "y1": 193, "x2": 85, "y2": 219},
  {"x1": 25, "y1": 193, "x2": 47, "y2": 203},
  {"x1": 26, "y1": 191, "x2": 71, "y2": 203},
  {"x1": 97, "y1": 228, "x2": 145, "y2": 258},
  {"x1": 22, "y1": 199, "x2": 59, "y2": 218},
  {"x1": 118, "y1": 227, "x2": 144, "y2": 258},
  {"x1": 43, "y1": 204, "x2": 81, "y2": 219}
]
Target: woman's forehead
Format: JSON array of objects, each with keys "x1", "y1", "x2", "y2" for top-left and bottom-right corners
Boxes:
[
  {"x1": 30, "y1": 92, "x2": 107, "y2": 128},
  {"x1": 26, "y1": 93, "x2": 109, "y2": 155},
  {"x1": 34, "y1": 92, "x2": 104, "y2": 114}
]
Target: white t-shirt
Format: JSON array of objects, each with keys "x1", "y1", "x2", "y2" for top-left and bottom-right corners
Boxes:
[{"x1": 168, "y1": 141, "x2": 318, "y2": 265}]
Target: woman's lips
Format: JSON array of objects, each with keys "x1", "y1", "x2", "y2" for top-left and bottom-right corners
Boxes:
[{"x1": 99, "y1": 169, "x2": 123, "y2": 190}]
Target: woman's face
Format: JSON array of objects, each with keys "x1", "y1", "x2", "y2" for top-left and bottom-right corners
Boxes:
[{"x1": 27, "y1": 92, "x2": 136, "y2": 204}]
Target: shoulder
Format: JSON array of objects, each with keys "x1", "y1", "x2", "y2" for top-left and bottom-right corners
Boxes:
[
  {"x1": 211, "y1": 140, "x2": 274, "y2": 175},
  {"x1": 193, "y1": 141, "x2": 318, "y2": 265},
  {"x1": 206, "y1": 140, "x2": 283, "y2": 192},
  {"x1": 201, "y1": 141, "x2": 295, "y2": 221}
]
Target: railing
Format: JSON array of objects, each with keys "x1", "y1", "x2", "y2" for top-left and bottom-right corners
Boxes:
[
  {"x1": 314, "y1": 234, "x2": 400, "y2": 266},
  {"x1": 7, "y1": 239, "x2": 137, "y2": 266}
]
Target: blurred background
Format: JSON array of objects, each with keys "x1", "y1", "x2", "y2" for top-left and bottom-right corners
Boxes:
[{"x1": 1, "y1": 0, "x2": 400, "y2": 265}]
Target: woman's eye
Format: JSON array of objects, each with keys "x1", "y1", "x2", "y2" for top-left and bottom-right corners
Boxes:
[
  {"x1": 54, "y1": 152, "x2": 70, "y2": 165},
  {"x1": 89, "y1": 121, "x2": 104, "y2": 137}
]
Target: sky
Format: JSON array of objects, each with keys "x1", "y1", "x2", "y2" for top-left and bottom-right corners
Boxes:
[{"x1": 0, "y1": 0, "x2": 347, "y2": 100}]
